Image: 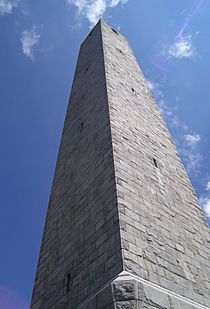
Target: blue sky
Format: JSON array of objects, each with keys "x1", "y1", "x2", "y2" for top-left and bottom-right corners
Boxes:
[{"x1": 0, "y1": 0, "x2": 210, "y2": 307}]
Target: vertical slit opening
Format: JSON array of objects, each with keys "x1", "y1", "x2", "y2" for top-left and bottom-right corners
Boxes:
[
  {"x1": 153, "y1": 158, "x2": 158, "y2": 168},
  {"x1": 66, "y1": 273, "x2": 71, "y2": 293},
  {"x1": 80, "y1": 121, "x2": 83, "y2": 132}
]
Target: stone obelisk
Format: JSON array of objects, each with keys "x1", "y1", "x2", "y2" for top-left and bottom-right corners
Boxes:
[{"x1": 31, "y1": 20, "x2": 210, "y2": 309}]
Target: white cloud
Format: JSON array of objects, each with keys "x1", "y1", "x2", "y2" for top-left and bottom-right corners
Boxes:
[
  {"x1": 0, "y1": 0, "x2": 18, "y2": 15},
  {"x1": 199, "y1": 180, "x2": 210, "y2": 220},
  {"x1": 147, "y1": 80, "x2": 156, "y2": 91},
  {"x1": 167, "y1": 35, "x2": 195, "y2": 59},
  {"x1": 199, "y1": 181, "x2": 210, "y2": 220},
  {"x1": 184, "y1": 134, "x2": 201, "y2": 145},
  {"x1": 200, "y1": 197, "x2": 210, "y2": 219},
  {"x1": 109, "y1": 0, "x2": 127, "y2": 7},
  {"x1": 206, "y1": 181, "x2": 210, "y2": 191},
  {"x1": 181, "y1": 133, "x2": 202, "y2": 173},
  {"x1": 21, "y1": 27, "x2": 40, "y2": 60},
  {"x1": 67, "y1": 0, "x2": 128, "y2": 27}
]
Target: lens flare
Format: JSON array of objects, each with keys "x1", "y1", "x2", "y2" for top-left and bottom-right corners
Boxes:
[
  {"x1": 0, "y1": 287, "x2": 29, "y2": 309},
  {"x1": 177, "y1": 0, "x2": 206, "y2": 39},
  {"x1": 152, "y1": 0, "x2": 206, "y2": 72},
  {"x1": 152, "y1": 54, "x2": 171, "y2": 73}
]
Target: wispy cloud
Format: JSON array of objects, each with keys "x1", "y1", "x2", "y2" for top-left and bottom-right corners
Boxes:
[
  {"x1": 206, "y1": 181, "x2": 210, "y2": 191},
  {"x1": 184, "y1": 133, "x2": 201, "y2": 144},
  {"x1": 167, "y1": 35, "x2": 195, "y2": 59},
  {"x1": 199, "y1": 180, "x2": 210, "y2": 220},
  {"x1": 202, "y1": 198, "x2": 210, "y2": 219},
  {"x1": 0, "y1": 0, "x2": 18, "y2": 15},
  {"x1": 20, "y1": 27, "x2": 40, "y2": 60},
  {"x1": 67, "y1": 0, "x2": 128, "y2": 27},
  {"x1": 147, "y1": 80, "x2": 156, "y2": 91},
  {"x1": 181, "y1": 133, "x2": 202, "y2": 173},
  {"x1": 147, "y1": 80, "x2": 179, "y2": 127},
  {"x1": 148, "y1": 80, "x2": 203, "y2": 175}
]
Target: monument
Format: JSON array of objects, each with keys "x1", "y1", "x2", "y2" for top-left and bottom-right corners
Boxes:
[{"x1": 31, "y1": 20, "x2": 210, "y2": 309}]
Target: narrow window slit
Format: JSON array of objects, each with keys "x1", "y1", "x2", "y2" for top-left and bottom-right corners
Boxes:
[
  {"x1": 116, "y1": 47, "x2": 123, "y2": 54},
  {"x1": 112, "y1": 28, "x2": 118, "y2": 34},
  {"x1": 123, "y1": 136, "x2": 129, "y2": 140},
  {"x1": 66, "y1": 273, "x2": 71, "y2": 293},
  {"x1": 153, "y1": 158, "x2": 158, "y2": 168},
  {"x1": 80, "y1": 122, "x2": 83, "y2": 132}
]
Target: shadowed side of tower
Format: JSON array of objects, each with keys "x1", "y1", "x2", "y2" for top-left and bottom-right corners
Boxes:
[
  {"x1": 30, "y1": 22, "x2": 123, "y2": 309},
  {"x1": 31, "y1": 21, "x2": 210, "y2": 309}
]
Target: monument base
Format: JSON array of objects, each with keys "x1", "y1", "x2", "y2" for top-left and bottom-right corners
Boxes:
[{"x1": 75, "y1": 271, "x2": 209, "y2": 309}]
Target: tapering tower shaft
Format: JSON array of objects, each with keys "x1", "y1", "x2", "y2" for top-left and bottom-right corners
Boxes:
[{"x1": 31, "y1": 20, "x2": 210, "y2": 309}]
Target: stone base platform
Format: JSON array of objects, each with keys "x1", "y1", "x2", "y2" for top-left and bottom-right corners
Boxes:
[{"x1": 77, "y1": 271, "x2": 209, "y2": 309}]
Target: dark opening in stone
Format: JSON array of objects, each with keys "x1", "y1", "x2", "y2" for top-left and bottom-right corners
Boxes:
[
  {"x1": 112, "y1": 28, "x2": 118, "y2": 34},
  {"x1": 153, "y1": 158, "x2": 158, "y2": 168},
  {"x1": 80, "y1": 122, "x2": 84, "y2": 132},
  {"x1": 66, "y1": 273, "x2": 71, "y2": 293}
]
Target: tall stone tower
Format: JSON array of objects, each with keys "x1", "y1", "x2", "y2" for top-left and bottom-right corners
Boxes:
[{"x1": 31, "y1": 20, "x2": 210, "y2": 309}]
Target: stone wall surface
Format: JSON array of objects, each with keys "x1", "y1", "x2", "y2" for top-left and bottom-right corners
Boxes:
[
  {"x1": 101, "y1": 20, "x2": 210, "y2": 307},
  {"x1": 31, "y1": 20, "x2": 210, "y2": 309},
  {"x1": 31, "y1": 22, "x2": 123, "y2": 309},
  {"x1": 78, "y1": 272, "x2": 208, "y2": 309}
]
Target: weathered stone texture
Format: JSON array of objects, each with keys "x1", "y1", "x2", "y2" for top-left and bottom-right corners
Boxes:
[
  {"x1": 101, "y1": 21, "x2": 210, "y2": 307},
  {"x1": 76, "y1": 272, "x2": 207, "y2": 309},
  {"x1": 31, "y1": 22, "x2": 122, "y2": 309},
  {"x1": 31, "y1": 20, "x2": 210, "y2": 309}
]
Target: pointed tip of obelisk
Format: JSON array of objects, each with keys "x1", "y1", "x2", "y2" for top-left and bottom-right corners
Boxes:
[
  {"x1": 91, "y1": 19, "x2": 114, "y2": 32},
  {"x1": 93, "y1": 19, "x2": 120, "y2": 36},
  {"x1": 82, "y1": 19, "x2": 109, "y2": 45},
  {"x1": 81, "y1": 18, "x2": 121, "y2": 47},
  {"x1": 92, "y1": 19, "x2": 107, "y2": 30}
]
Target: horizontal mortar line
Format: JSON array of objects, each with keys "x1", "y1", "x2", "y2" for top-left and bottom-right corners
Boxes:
[
  {"x1": 77, "y1": 270, "x2": 209, "y2": 309},
  {"x1": 120, "y1": 271, "x2": 209, "y2": 309}
]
